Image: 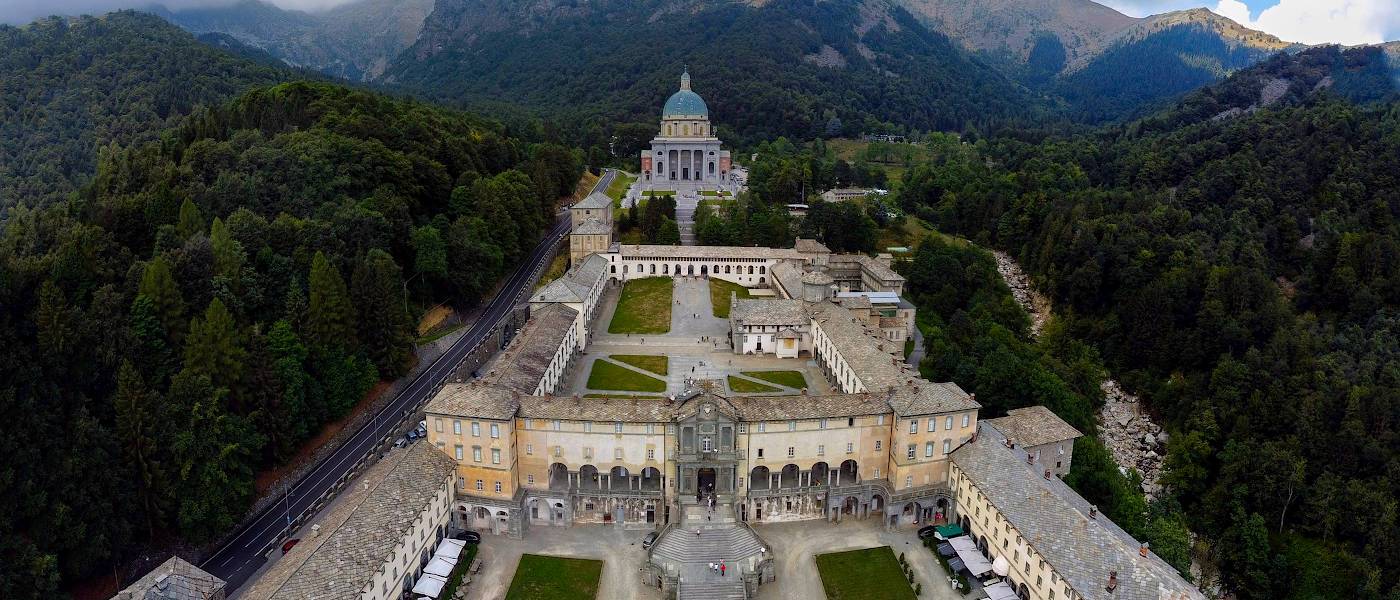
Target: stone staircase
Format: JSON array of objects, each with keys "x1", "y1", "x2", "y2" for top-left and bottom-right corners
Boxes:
[{"x1": 651, "y1": 520, "x2": 761, "y2": 600}]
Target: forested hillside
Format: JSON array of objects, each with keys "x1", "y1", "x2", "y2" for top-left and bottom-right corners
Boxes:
[
  {"x1": 0, "y1": 11, "x2": 295, "y2": 214},
  {"x1": 896, "y1": 55, "x2": 1400, "y2": 597},
  {"x1": 390, "y1": 0, "x2": 1040, "y2": 149},
  {"x1": 0, "y1": 81, "x2": 580, "y2": 598}
]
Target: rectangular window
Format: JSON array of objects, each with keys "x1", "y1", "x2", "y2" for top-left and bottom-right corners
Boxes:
[
  {"x1": 475, "y1": 479, "x2": 483, "y2": 491},
  {"x1": 490, "y1": 423, "x2": 500, "y2": 438},
  {"x1": 877, "y1": 415, "x2": 885, "y2": 425},
  {"x1": 944, "y1": 440, "x2": 952, "y2": 454},
  {"x1": 552, "y1": 420, "x2": 560, "y2": 431},
  {"x1": 817, "y1": 444, "x2": 825, "y2": 456},
  {"x1": 757, "y1": 448, "x2": 764, "y2": 458},
  {"x1": 647, "y1": 423, "x2": 656, "y2": 434},
  {"x1": 904, "y1": 476, "x2": 912, "y2": 489},
  {"x1": 787, "y1": 447, "x2": 795, "y2": 458},
  {"x1": 584, "y1": 422, "x2": 592, "y2": 433},
  {"x1": 472, "y1": 447, "x2": 482, "y2": 462},
  {"x1": 873, "y1": 467, "x2": 880, "y2": 479},
  {"x1": 909, "y1": 420, "x2": 918, "y2": 434},
  {"x1": 491, "y1": 448, "x2": 500, "y2": 464},
  {"x1": 945, "y1": 416, "x2": 954, "y2": 430},
  {"x1": 875, "y1": 440, "x2": 882, "y2": 451},
  {"x1": 788, "y1": 421, "x2": 796, "y2": 431},
  {"x1": 819, "y1": 419, "x2": 828, "y2": 430},
  {"x1": 614, "y1": 448, "x2": 623, "y2": 460},
  {"x1": 525, "y1": 443, "x2": 533, "y2": 455},
  {"x1": 454, "y1": 445, "x2": 463, "y2": 460},
  {"x1": 526, "y1": 419, "x2": 534, "y2": 429},
  {"x1": 527, "y1": 474, "x2": 535, "y2": 485},
  {"x1": 962, "y1": 414, "x2": 970, "y2": 428},
  {"x1": 494, "y1": 481, "x2": 502, "y2": 493},
  {"x1": 553, "y1": 446, "x2": 561, "y2": 457},
  {"x1": 737, "y1": 424, "x2": 746, "y2": 433},
  {"x1": 453, "y1": 420, "x2": 461, "y2": 435},
  {"x1": 758, "y1": 423, "x2": 766, "y2": 433},
  {"x1": 927, "y1": 419, "x2": 936, "y2": 432},
  {"x1": 647, "y1": 449, "x2": 655, "y2": 460},
  {"x1": 435, "y1": 419, "x2": 443, "y2": 433},
  {"x1": 846, "y1": 443, "x2": 854, "y2": 454},
  {"x1": 615, "y1": 421, "x2": 623, "y2": 433},
  {"x1": 583, "y1": 447, "x2": 593, "y2": 460},
  {"x1": 925, "y1": 442, "x2": 934, "y2": 457},
  {"x1": 906, "y1": 444, "x2": 915, "y2": 459}
]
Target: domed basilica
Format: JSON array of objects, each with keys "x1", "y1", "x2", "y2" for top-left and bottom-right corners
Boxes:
[{"x1": 640, "y1": 69, "x2": 732, "y2": 187}]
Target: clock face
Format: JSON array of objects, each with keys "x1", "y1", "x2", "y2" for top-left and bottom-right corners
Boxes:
[{"x1": 703, "y1": 405, "x2": 713, "y2": 414}]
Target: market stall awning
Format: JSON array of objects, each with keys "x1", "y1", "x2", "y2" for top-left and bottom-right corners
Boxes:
[
  {"x1": 983, "y1": 581, "x2": 1018, "y2": 600},
  {"x1": 936, "y1": 524, "x2": 964, "y2": 539},
  {"x1": 936, "y1": 542, "x2": 955, "y2": 557},
  {"x1": 424, "y1": 556, "x2": 455, "y2": 578},
  {"x1": 411, "y1": 573, "x2": 449, "y2": 599},
  {"x1": 948, "y1": 536, "x2": 993, "y2": 577},
  {"x1": 434, "y1": 539, "x2": 465, "y2": 563}
]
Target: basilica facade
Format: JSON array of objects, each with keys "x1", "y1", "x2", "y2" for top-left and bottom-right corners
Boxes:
[{"x1": 640, "y1": 70, "x2": 731, "y2": 185}]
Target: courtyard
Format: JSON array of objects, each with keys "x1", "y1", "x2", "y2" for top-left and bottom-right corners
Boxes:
[
  {"x1": 504, "y1": 554, "x2": 604, "y2": 600},
  {"x1": 566, "y1": 276, "x2": 835, "y2": 397}
]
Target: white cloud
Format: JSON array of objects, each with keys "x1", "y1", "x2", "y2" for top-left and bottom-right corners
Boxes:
[
  {"x1": 1214, "y1": 0, "x2": 1389, "y2": 45},
  {"x1": 0, "y1": 0, "x2": 359, "y2": 25}
]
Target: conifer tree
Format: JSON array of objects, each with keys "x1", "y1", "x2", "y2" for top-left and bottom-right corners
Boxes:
[
  {"x1": 176, "y1": 198, "x2": 204, "y2": 240},
  {"x1": 183, "y1": 298, "x2": 245, "y2": 394},
  {"x1": 209, "y1": 217, "x2": 245, "y2": 278},
  {"x1": 306, "y1": 251, "x2": 357, "y2": 350},
  {"x1": 139, "y1": 256, "x2": 187, "y2": 342},
  {"x1": 351, "y1": 249, "x2": 411, "y2": 378},
  {"x1": 113, "y1": 362, "x2": 167, "y2": 538}
]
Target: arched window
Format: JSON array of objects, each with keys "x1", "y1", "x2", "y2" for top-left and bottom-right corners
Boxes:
[
  {"x1": 759, "y1": 266, "x2": 766, "y2": 274},
  {"x1": 610, "y1": 265, "x2": 617, "y2": 274},
  {"x1": 709, "y1": 162, "x2": 715, "y2": 175},
  {"x1": 747, "y1": 266, "x2": 754, "y2": 275}
]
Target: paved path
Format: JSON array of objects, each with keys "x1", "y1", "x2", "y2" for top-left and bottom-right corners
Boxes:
[{"x1": 209, "y1": 215, "x2": 574, "y2": 594}]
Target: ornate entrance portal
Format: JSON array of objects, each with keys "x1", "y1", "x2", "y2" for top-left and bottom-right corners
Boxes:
[{"x1": 698, "y1": 468, "x2": 716, "y2": 494}]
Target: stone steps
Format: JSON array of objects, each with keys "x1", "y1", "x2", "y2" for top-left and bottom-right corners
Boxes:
[
  {"x1": 651, "y1": 526, "x2": 764, "y2": 564},
  {"x1": 681, "y1": 579, "x2": 746, "y2": 600}
]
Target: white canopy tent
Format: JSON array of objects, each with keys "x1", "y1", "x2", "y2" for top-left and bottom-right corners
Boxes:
[
  {"x1": 983, "y1": 581, "x2": 1018, "y2": 600},
  {"x1": 411, "y1": 573, "x2": 449, "y2": 598},
  {"x1": 434, "y1": 539, "x2": 466, "y2": 563},
  {"x1": 424, "y1": 556, "x2": 456, "y2": 578},
  {"x1": 947, "y1": 536, "x2": 993, "y2": 577}
]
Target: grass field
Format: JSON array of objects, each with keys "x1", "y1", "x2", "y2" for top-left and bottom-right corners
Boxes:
[
  {"x1": 535, "y1": 251, "x2": 570, "y2": 290},
  {"x1": 876, "y1": 217, "x2": 968, "y2": 252},
  {"x1": 742, "y1": 370, "x2": 806, "y2": 389},
  {"x1": 588, "y1": 360, "x2": 667, "y2": 392},
  {"x1": 814, "y1": 547, "x2": 917, "y2": 600},
  {"x1": 727, "y1": 375, "x2": 781, "y2": 393},
  {"x1": 709, "y1": 279, "x2": 753, "y2": 318},
  {"x1": 607, "y1": 277, "x2": 672, "y2": 334},
  {"x1": 605, "y1": 171, "x2": 637, "y2": 205},
  {"x1": 611, "y1": 354, "x2": 668, "y2": 375},
  {"x1": 504, "y1": 554, "x2": 603, "y2": 600}
]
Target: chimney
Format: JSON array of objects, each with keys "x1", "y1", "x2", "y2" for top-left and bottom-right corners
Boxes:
[
  {"x1": 1026, "y1": 453, "x2": 1034, "y2": 465},
  {"x1": 1140, "y1": 542, "x2": 1150, "y2": 557},
  {"x1": 1089, "y1": 505, "x2": 1098, "y2": 519},
  {"x1": 1044, "y1": 469, "x2": 1052, "y2": 480},
  {"x1": 969, "y1": 392, "x2": 976, "y2": 403},
  {"x1": 1106, "y1": 571, "x2": 1118, "y2": 593}
]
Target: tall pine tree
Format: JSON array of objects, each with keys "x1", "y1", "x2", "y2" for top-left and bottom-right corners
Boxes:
[
  {"x1": 351, "y1": 249, "x2": 411, "y2": 378},
  {"x1": 306, "y1": 251, "x2": 357, "y2": 350}
]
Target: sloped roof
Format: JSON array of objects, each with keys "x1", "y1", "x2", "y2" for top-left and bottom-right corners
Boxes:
[
  {"x1": 731, "y1": 298, "x2": 806, "y2": 326},
  {"x1": 574, "y1": 191, "x2": 613, "y2": 210},
  {"x1": 986, "y1": 406, "x2": 1083, "y2": 448},
  {"x1": 574, "y1": 217, "x2": 611, "y2": 235},
  {"x1": 952, "y1": 424, "x2": 1203, "y2": 600}
]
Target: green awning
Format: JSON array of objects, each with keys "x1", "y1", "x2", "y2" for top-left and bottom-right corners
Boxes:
[{"x1": 936, "y1": 524, "x2": 964, "y2": 538}]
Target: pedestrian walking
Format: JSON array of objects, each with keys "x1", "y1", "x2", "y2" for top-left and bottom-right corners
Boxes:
[
  {"x1": 721, "y1": 562, "x2": 726, "y2": 577},
  {"x1": 708, "y1": 562, "x2": 715, "y2": 574}
]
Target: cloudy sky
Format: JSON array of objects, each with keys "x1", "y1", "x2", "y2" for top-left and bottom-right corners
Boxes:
[
  {"x1": 1098, "y1": 0, "x2": 1400, "y2": 45},
  {"x1": 2, "y1": 0, "x2": 1398, "y2": 45}
]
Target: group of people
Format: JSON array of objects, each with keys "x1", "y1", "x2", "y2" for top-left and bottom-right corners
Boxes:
[{"x1": 707, "y1": 561, "x2": 727, "y2": 577}]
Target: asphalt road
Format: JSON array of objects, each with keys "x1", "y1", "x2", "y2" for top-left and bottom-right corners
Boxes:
[{"x1": 202, "y1": 209, "x2": 574, "y2": 593}]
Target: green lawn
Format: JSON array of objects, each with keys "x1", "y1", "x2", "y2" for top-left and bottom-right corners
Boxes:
[
  {"x1": 587, "y1": 360, "x2": 667, "y2": 392},
  {"x1": 605, "y1": 172, "x2": 637, "y2": 205},
  {"x1": 727, "y1": 375, "x2": 781, "y2": 393},
  {"x1": 709, "y1": 279, "x2": 753, "y2": 318},
  {"x1": 815, "y1": 547, "x2": 917, "y2": 600},
  {"x1": 505, "y1": 554, "x2": 604, "y2": 600},
  {"x1": 611, "y1": 354, "x2": 668, "y2": 375},
  {"x1": 742, "y1": 370, "x2": 806, "y2": 389},
  {"x1": 607, "y1": 277, "x2": 672, "y2": 334}
]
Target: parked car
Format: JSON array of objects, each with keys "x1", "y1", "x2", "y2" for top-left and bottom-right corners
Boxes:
[
  {"x1": 452, "y1": 530, "x2": 482, "y2": 544},
  {"x1": 917, "y1": 526, "x2": 939, "y2": 540},
  {"x1": 642, "y1": 531, "x2": 659, "y2": 550},
  {"x1": 282, "y1": 538, "x2": 301, "y2": 554}
]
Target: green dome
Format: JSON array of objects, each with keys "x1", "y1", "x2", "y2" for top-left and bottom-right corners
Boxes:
[{"x1": 663, "y1": 89, "x2": 708, "y2": 118}]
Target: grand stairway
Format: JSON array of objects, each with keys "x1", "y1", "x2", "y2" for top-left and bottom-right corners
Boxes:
[{"x1": 650, "y1": 502, "x2": 763, "y2": 600}]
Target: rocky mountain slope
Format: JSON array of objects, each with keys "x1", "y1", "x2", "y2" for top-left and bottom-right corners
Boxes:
[
  {"x1": 389, "y1": 0, "x2": 1042, "y2": 142},
  {"x1": 148, "y1": 0, "x2": 433, "y2": 81}
]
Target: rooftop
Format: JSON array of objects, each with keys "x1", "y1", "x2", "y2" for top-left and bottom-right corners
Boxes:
[
  {"x1": 519, "y1": 394, "x2": 674, "y2": 422},
  {"x1": 731, "y1": 298, "x2": 807, "y2": 326},
  {"x1": 794, "y1": 238, "x2": 831, "y2": 254},
  {"x1": 480, "y1": 303, "x2": 578, "y2": 394},
  {"x1": 574, "y1": 217, "x2": 612, "y2": 235},
  {"x1": 801, "y1": 270, "x2": 834, "y2": 286},
  {"x1": 770, "y1": 262, "x2": 804, "y2": 297},
  {"x1": 533, "y1": 277, "x2": 591, "y2": 304},
  {"x1": 617, "y1": 245, "x2": 805, "y2": 261},
  {"x1": 427, "y1": 382, "x2": 520, "y2": 420},
  {"x1": 115, "y1": 557, "x2": 225, "y2": 600},
  {"x1": 573, "y1": 191, "x2": 613, "y2": 210},
  {"x1": 986, "y1": 406, "x2": 1083, "y2": 448},
  {"x1": 951, "y1": 424, "x2": 1203, "y2": 600},
  {"x1": 733, "y1": 393, "x2": 889, "y2": 421},
  {"x1": 268, "y1": 443, "x2": 457, "y2": 600}
]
